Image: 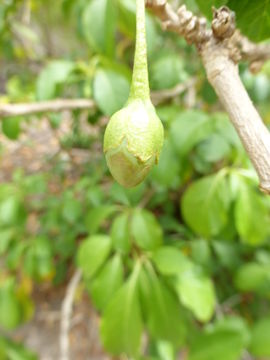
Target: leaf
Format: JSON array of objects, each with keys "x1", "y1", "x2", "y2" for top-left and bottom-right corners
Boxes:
[
  {"x1": 0, "y1": 337, "x2": 37, "y2": 360},
  {"x1": 181, "y1": 173, "x2": 230, "y2": 237},
  {"x1": 100, "y1": 262, "x2": 143, "y2": 356},
  {"x1": 84, "y1": 205, "x2": 116, "y2": 234},
  {"x1": 117, "y1": 0, "x2": 159, "y2": 55},
  {"x1": 139, "y1": 264, "x2": 186, "y2": 346},
  {"x1": 0, "y1": 229, "x2": 14, "y2": 255},
  {"x1": 24, "y1": 237, "x2": 54, "y2": 281},
  {"x1": 2, "y1": 117, "x2": 21, "y2": 140},
  {"x1": 195, "y1": 0, "x2": 228, "y2": 19},
  {"x1": 234, "y1": 181, "x2": 269, "y2": 245},
  {"x1": 0, "y1": 196, "x2": 26, "y2": 227},
  {"x1": 36, "y1": 60, "x2": 75, "y2": 100},
  {"x1": 212, "y1": 113, "x2": 241, "y2": 148},
  {"x1": 196, "y1": 134, "x2": 231, "y2": 163},
  {"x1": 234, "y1": 262, "x2": 270, "y2": 293},
  {"x1": 62, "y1": 198, "x2": 82, "y2": 224},
  {"x1": 174, "y1": 268, "x2": 216, "y2": 322},
  {"x1": 170, "y1": 110, "x2": 213, "y2": 157},
  {"x1": 93, "y1": 69, "x2": 130, "y2": 116},
  {"x1": 131, "y1": 208, "x2": 163, "y2": 250},
  {"x1": 250, "y1": 318, "x2": 270, "y2": 357},
  {"x1": 151, "y1": 140, "x2": 181, "y2": 188},
  {"x1": 117, "y1": 0, "x2": 136, "y2": 37},
  {"x1": 111, "y1": 212, "x2": 131, "y2": 254},
  {"x1": 0, "y1": 278, "x2": 21, "y2": 330},
  {"x1": 77, "y1": 235, "x2": 112, "y2": 278},
  {"x1": 189, "y1": 329, "x2": 244, "y2": 360},
  {"x1": 90, "y1": 254, "x2": 124, "y2": 311},
  {"x1": 212, "y1": 241, "x2": 241, "y2": 269},
  {"x1": 150, "y1": 53, "x2": 188, "y2": 90},
  {"x1": 190, "y1": 239, "x2": 211, "y2": 267},
  {"x1": 227, "y1": 0, "x2": 270, "y2": 42},
  {"x1": 214, "y1": 316, "x2": 251, "y2": 346},
  {"x1": 82, "y1": 0, "x2": 117, "y2": 57},
  {"x1": 152, "y1": 246, "x2": 193, "y2": 276}
]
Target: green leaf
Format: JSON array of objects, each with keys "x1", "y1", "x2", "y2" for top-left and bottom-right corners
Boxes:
[
  {"x1": 24, "y1": 237, "x2": 54, "y2": 280},
  {"x1": 195, "y1": 0, "x2": 228, "y2": 18},
  {"x1": 150, "y1": 53, "x2": 188, "y2": 90},
  {"x1": 234, "y1": 181, "x2": 269, "y2": 245},
  {"x1": 0, "y1": 229, "x2": 14, "y2": 254},
  {"x1": 170, "y1": 110, "x2": 213, "y2": 157},
  {"x1": 214, "y1": 316, "x2": 251, "y2": 346},
  {"x1": 117, "y1": 0, "x2": 136, "y2": 37},
  {"x1": 131, "y1": 208, "x2": 163, "y2": 250},
  {"x1": 174, "y1": 268, "x2": 216, "y2": 322},
  {"x1": 77, "y1": 235, "x2": 112, "y2": 278},
  {"x1": 0, "y1": 337, "x2": 37, "y2": 360},
  {"x1": 82, "y1": 0, "x2": 117, "y2": 57},
  {"x1": 111, "y1": 212, "x2": 131, "y2": 254},
  {"x1": 212, "y1": 113, "x2": 241, "y2": 148},
  {"x1": 90, "y1": 254, "x2": 124, "y2": 311},
  {"x1": 250, "y1": 318, "x2": 270, "y2": 357},
  {"x1": 139, "y1": 264, "x2": 186, "y2": 346},
  {"x1": 62, "y1": 198, "x2": 82, "y2": 224},
  {"x1": 36, "y1": 60, "x2": 75, "y2": 100},
  {"x1": 151, "y1": 140, "x2": 181, "y2": 187},
  {"x1": 100, "y1": 262, "x2": 143, "y2": 356},
  {"x1": 93, "y1": 69, "x2": 130, "y2": 116},
  {"x1": 84, "y1": 205, "x2": 116, "y2": 234},
  {"x1": 0, "y1": 278, "x2": 21, "y2": 330},
  {"x1": 196, "y1": 134, "x2": 231, "y2": 163},
  {"x1": 212, "y1": 241, "x2": 240, "y2": 269},
  {"x1": 117, "y1": 0, "x2": 159, "y2": 55},
  {"x1": 227, "y1": 0, "x2": 270, "y2": 42},
  {"x1": 152, "y1": 246, "x2": 193, "y2": 276},
  {"x1": 234, "y1": 262, "x2": 270, "y2": 293},
  {"x1": 190, "y1": 239, "x2": 211, "y2": 267},
  {"x1": 2, "y1": 117, "x2": 21, "y2": 140},
  {"x1": 0, "y1": 196, "x2": 26, "y2": 227},
  {"x1": 189, "y1": 329, "x2": 244, "y2": 360},
  {"x1": 181, "y1": 173, "x2": 230, "y2": 237}
]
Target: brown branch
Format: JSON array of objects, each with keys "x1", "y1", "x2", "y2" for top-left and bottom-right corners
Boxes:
[
  {"x1": 151, "y1": 77, "x2": 196, "y2": 105},
  {"x1": 60, "y1": 269, "x2": 82, "y2": 360},
  {"x1": 0, "y1": 98, "x2": 96, "y2": 118},
  {"x1": 146, "y1": 0, "x2": 211, "y2": 44},
  {"x1": 0, "y1": 80, "x2": 196, "y2": 119},
  {"x1": 147, "y1": 1, "x2": 270, "y2": 65},
  {"x1": 232, "y1": 30, "x2": 270, "y2": 73},
  {"x1": 147, "y1": 1, "x2": 270, "y2": 194}
]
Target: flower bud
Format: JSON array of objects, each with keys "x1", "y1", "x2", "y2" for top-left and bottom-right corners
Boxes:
[{"x1": 103, "y1": 99, "x2": 164, "y2": 187}]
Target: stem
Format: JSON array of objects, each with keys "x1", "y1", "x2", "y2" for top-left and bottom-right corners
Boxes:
[
  {"x1": 0, "y1": 99, "x2": 95, "y2": 118},
  {"x1": 202, "y1": 45, "x2": 270, "y2": 194},
  {"x1": 129, "y1": 0, "x2": 150, "y2": 100}
]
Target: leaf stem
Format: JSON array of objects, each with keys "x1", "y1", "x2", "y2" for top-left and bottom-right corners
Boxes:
[{"x1": 129, "y1": 0, "x2": 150, "y2": 101}]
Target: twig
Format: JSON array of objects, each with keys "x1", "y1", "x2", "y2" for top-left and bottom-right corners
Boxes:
[
  {"x1": 60, "y1": 269, "x2": 82, "y2": 360},
  {"x1": 0, "y1": 99, "x2": 95, "y2": 118},
  {"x1": 232, "y1": 30, "x2": 270, "y2": 73},
  {"x1": 151, "y1": 77, "x2": 196, "y2": 105},
  {"x1": 147, "y1": 1, "x2": 270, "y2": 194}
]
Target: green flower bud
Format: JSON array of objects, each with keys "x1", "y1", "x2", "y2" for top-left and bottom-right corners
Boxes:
[
  {"x1": 103, "y1": 0, "x2": 164, "y2": 187},
  {"x1": 103, "y1": 99, "x2": 164, "y2": 187}
]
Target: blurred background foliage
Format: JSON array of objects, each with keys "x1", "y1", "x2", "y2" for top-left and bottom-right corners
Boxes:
[{"x1": 1, "y1": 0, "x2": 270, "y2": 359}]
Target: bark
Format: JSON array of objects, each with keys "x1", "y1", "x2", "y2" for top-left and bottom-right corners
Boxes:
[
  {"x1": 0, "y1": 99, "x2": 95, "y2": 118},
  {"x1": 202, "y1": 43, "x2": 270, "y2": 193},
  {"x1": 147, "y1": 1, "x2": 270, "y2": 194}
]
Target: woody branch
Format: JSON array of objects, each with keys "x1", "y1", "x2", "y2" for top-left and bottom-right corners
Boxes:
[{"x1": 146, "y1": 0, "x2": 270, "y2": 194}]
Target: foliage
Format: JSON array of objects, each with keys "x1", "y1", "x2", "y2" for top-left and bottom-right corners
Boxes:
[{"x1": 1, "y1": 0, "x2": 270, "y2": 359}]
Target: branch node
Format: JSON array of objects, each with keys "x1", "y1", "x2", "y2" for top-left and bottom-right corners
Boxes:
[{"x1": 212, "y1": 6, "x2": 236, "y2": 39}]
